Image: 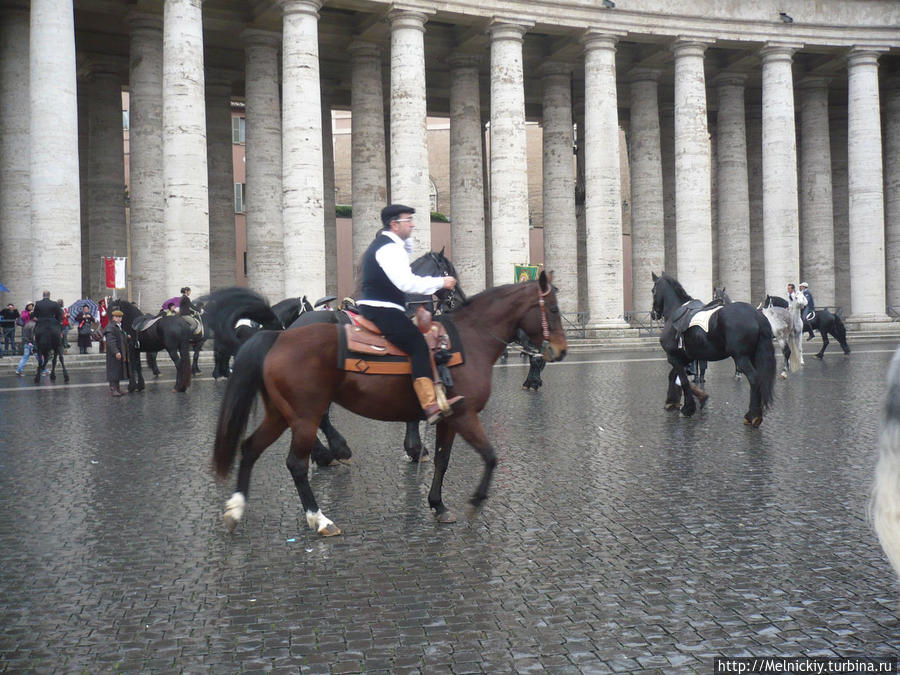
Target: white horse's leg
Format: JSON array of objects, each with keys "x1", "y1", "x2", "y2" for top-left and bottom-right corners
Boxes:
[{"x1": 223, "y1": 492, "x2": 245, "y2": 533}]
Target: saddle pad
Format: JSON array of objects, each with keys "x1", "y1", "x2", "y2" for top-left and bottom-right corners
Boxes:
[
  {"x1": 133, "y1": 314, "x2": 163, "y2": 332},
  {"x1": 337, "y1": 317, "x2": 465, "y2": 376},
  {"x1": 688, "y1": 305, "x2": 723, "y2": 333},
  {"x1": 182, "y1": 315, "x2": 203, "y2": 336}
]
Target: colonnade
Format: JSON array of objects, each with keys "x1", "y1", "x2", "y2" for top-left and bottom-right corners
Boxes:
[{"x1": 0, "y1": 0, "x2": 898, "y2": 330}]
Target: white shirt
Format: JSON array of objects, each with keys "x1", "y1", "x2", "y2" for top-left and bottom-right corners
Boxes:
[{"x1": 357, "y1": 231, "x2": 444, "y2": 311}]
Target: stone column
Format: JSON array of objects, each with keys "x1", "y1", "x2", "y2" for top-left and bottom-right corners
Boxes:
[
  {"x1": 85, "y1": 59, "x2": 127, "y2": 297},
  {"x1": 206, "y1": 76, "x2": 236, "y2": 291},
  {"x1": 242, "y1": 28, "x2": 284, "y2": 300},
  {"x1": 847, "y1": 47, "x2": 888, "y2": 321},
  {"x1": 129, "y1": 13, "x2": 165, "y2": 311},
  {"x1": 390, "y1": 8, "x2": 432, "y2": 258},
  {"x1": 30, "y1": 0, "x2": 82, "y2": 301},
  {"x1": 746, "y1": 102, "x2": 765, "y2": 302},
  {"x1": 830, "y1": 105, "x2": 851, "y2": 313},
  {"x1": 628, "y1": 67, "x2": 665, "y2": 314},
  {"x1": 574, "y1": 98, "x2": 587, "y2": 312},
  {"x1": 163, "y1": 0, "x2": 209, "y2": 296},
  {"x1": 280, "y1": 0, "x2": 325, "y2": 299},
  {"x1": 77, "y1": 80, "x2": 90, "y2": 295},
  {"x1": 321, "y1": 87, "x2": 338, "y2": 297},
  {"x1": 489, "y1": 19, "x2": 532, "y2": 287},
  {"x1": 659, "y1": 103, "x2": 676, "y2": 275},
  {"x1": 714, "y1": 73, "x2": 751, "y2": 302},
  {"x1": 540, "y1": 62, "x2": 577, "y2": 311},
  {"x1": 885, "y1": 78, "x2": 900, "y2": 309},
  {"x1": 349, "y1": 41, "x2": 387, "y2": 275},
  {"x1": 796, "y1": 76, "x2": 835, "y2": 306},
  {"x1": 672, "y1": 38, "x2": 712, "y2": 301},
  {"x1": 0, "y1": 5, "x2": 30, "y2": 305},
  {"x1": 760, "y1": 42, "x2": 801, "y2": 295},
  {"x1": 582, "y1": 31, "x2": 626, "y2": 326},
  {"x1": 449, "y1": 54, "x2": 486, "y2": 293}
]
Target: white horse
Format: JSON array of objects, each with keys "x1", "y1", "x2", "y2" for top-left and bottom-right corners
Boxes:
[
  {"x1": 759, "y1": 295, "x2": 803, "y2": 379},
  {"x1": 870, "y1": 346, "x2": 900, "y2": 584}
]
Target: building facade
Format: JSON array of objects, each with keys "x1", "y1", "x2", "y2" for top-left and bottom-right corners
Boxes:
[{"x1": 1, "y1": 0, "x2": 898, "y2": 329}]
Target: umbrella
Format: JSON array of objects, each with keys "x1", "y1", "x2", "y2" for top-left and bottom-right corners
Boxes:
[
  {"x1": 162, "y1": 296, "x2": 182, "y2": 311},
  {"x1": 0, "y1": 282, "x2": 9, "y2": 293},
  {"x1": 69, "y1": 298, "x2": 99, "y2": 319}
]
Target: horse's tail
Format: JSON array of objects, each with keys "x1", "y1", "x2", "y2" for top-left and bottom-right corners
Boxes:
[
  {"x1": 870, "y1": 347, "x2": 900, "y2": 583},
  {"x1": 832, "y1": 313, "x2": 848, "y2": 344},
  {"x1": 180, "y1": 339, "x2": 192, "y2": 389},
  {"x1": 212, "y1": 329, "x2": 280, "y2": 479},
  {"x1": 755, "y1": 313, "x2": 776, "y2": 411},
  {"x1": 788, "y1": 327, "x2": 801, "y2": 373}
]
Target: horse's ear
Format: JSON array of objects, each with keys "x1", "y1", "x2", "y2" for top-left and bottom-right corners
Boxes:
[
  {"x1": 539, "y1": 270, "x2": 550, "y2": 293},
  {"x1": 652, "y1": 272, "x2": 659, "y2": 281},
  {"x1": 439, "y1": 246, "x2": 445, "y2": 257}
]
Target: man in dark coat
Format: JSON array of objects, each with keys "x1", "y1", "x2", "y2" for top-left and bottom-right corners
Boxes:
[
  {"x1": 32, "y1": 290, "x2": 63, "y2": 322},
  {"x1": 799, "y1": 281, "x2": 816, "y2": 341},
  {"x1": 104, "y1": 309, "x2": 130, "y2": 396}
]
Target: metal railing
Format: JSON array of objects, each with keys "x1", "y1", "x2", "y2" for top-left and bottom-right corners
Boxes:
[
  {"x1": 624, "y1": 311, "x2": 664, "y2": 337},
  {"x1": 560, "y1": 312, "x2": 588, "y2": 339},
  {"x1": 888, "y1": 306, "x2": 900, "y2": 322}
]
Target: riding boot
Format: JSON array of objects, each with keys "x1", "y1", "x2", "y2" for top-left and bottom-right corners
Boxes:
[{"x1": 413, "y1": 377, "x2": 464, "y2": 424}]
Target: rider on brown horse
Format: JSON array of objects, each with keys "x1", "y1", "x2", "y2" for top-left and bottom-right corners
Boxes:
[{"x1": 357, "y1": 204, "x2": 463, "y2": 424}]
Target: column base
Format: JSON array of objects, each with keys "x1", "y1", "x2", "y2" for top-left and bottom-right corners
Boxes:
[{"x1": 845, "y1": 313, "x2": 896, "y2": 332}]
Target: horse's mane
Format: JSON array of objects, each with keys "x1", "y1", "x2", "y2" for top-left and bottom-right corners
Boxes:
[
  {"x1": 272, "y1": 297, "x2": 304, "y2": 326},
  {"x1": 658, "y1": 273, "x2": 692, "y2": 303},
  {"x1": 448, "y1": 280, "x2": 533, "y2": 316}
]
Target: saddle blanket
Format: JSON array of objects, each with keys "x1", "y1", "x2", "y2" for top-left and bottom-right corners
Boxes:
[
  {"x1": 337, "y1": 314, "x2": 464, "y2": 376},
  {"x1": 688, "y1": 305, "x2": 723, "y2": 333}
]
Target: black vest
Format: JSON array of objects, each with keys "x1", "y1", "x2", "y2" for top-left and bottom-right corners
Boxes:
[{"x1": 360, "y1": 233, "x2": 406, "y2": 308}]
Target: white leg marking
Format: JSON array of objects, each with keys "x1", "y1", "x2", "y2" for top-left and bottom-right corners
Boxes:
[
  {"x1": 223, "y1": 492, "x2": 246, "y2": 532},
  {"x1": 306, "y1": 509, "x2": 335, "y2": 533}
]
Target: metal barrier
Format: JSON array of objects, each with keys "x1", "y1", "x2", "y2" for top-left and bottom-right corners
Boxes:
[
  {"x1": 624, "y1": 311, "x2": 664, "y2": 337},
  {"x1": 560, "y1": 312, "x2": 588, "y2": 339},
  {"x1": 888, "y1": 306, "x2": 900, "y2": 322}
]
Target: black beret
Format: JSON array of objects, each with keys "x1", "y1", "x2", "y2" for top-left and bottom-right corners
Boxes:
[{"x1": 380, "y1": 204, "x2": 415, "y2": 229}]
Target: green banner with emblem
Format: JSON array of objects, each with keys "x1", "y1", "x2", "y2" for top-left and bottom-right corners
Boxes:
[{"x1": 514, "y1": 264, "x2": 540, "y2": 283}]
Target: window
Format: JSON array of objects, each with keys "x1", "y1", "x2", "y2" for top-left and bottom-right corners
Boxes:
[
  {"x1": 232, "y1": 116, "x2": 246, "y2": 144},
  {"x1": 429, "y1": 178, "x2": 437, "y2": 213},
  {"x1": 122, "y1": 109, "x2": 129, "y2": 131},
  {"x1": 234, "y1": 183, "x2": 245, "y2": 213}
]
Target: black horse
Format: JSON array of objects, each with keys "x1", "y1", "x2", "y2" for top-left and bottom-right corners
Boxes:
[
  {"x1": 206, "y1": 294, "x2": 310, "y2": 380},
  {"x1": 110, "y1": 299, "x2": 193, "y2": 392},
  {"x1": 32, "y1": 319, "x2": 69, "y2": 384},
  {"x1": 652, "y1": 272, "x2": 776, "y2": 426},
  {"x1": 765, "y1": 295, "x2": 850, "y2": 359}
]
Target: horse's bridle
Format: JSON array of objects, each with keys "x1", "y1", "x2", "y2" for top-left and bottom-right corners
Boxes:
[{"x1": 537, "y1": 282, "x2": 551, "y2": 344}]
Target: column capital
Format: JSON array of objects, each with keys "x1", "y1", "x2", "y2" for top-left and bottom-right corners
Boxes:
[
  {"x1": 348, "y1": 40, "x2": 382, "y2": 60},
  {"x1": 628, "y1": 67, "x2": 663, "y2": 83},
  {"x1": 759, "y1": 41, "x2": 803, "y2": 62},
  {"x1": 388, "y1": 5, "x2": 434, "y2": 31},
  {"x1": 128, "y1": 11, "x2": 163, "y2": 34},
  {"x1": 488, "y1": 18, "x2": 532, "y2": 41},
  {"x1": 448, "y1": 53, "x2": 483, "y2": 70},
  {"x1": 581, "y1": 29, "x2": 624, "y2": 52},
  {"x1": 672, "y1": 37, "x2": 714, "y2": 58},
  {"x1": 796, "y1": 75, "x2": 830, "y2": 91},
  {"x1": 846, "y1": 46, "x2": 889, "y2": 68},
  {"x1": 241, "y1": 27, "x2": 281, "y2": 48},
  {"x1": 277, "y1": 0, "x2": 322, "y2": 17},
  {"x1": 712, "y1": 71, "x2": 748, "y2": 88},
  {"x1": 539, "y1": 61, "x2": 573, "y2": 78}
]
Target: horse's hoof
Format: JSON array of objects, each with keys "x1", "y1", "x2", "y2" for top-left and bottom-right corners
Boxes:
[
  {"x1": 318, "y1": 523, "x2": 342, "y2": 537},
  {"x1": 223, "y1": 513, "x2": 239, "y2": 534},
  {"x1": 664, "y1": 402, "x2": 679, "y2": 411},
  {"x1": 743, "y1": 417, "x2": 752, "y2": 425},
  {"x1": 337, "y1": 458, "x2": 351, "y2": 465},
  {"x1": 751, "y1": 416, "x2": 763, "y2": 428},
  {"x1": 435, "y1": 510, "x2": 457, "y2": 524},
  {"x1": 64, "y1": 377, "x2": 70, "y2": 384},
  {"x1": 815, "y1": 354, "x2": 824, "y2": 360},
  {"x1": 697, "y1": 396, "x2": 709, "y2": 410},
  {"x1": 779, "y1": 372, "x2": 787, "y2": 379}
]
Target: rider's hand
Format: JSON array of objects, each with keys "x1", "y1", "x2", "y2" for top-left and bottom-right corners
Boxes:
[
  {"x1": 116, "y1": 353, "x2": 121, "y2": 360},
  {"x1": 442, "y1": 276, "x2": 457, "y2": 290}
]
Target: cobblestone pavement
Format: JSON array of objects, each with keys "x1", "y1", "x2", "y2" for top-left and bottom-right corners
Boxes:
[{"x1": 1, "y1": 343, "x2": 898, "y2": 673}]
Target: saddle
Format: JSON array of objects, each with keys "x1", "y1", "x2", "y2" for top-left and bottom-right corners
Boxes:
[
  {"x1": 671, "y1": 299, "x2": 723, "y2": 348},
  {"x1": 182, "y1": 314, "x2": 204, "y2": 336},
  {"x1": 132, "y1": 314, "x2": 163, "y2": 333},
  {"x1": 337, "y1": 309, "x2": 464, "y2": 376}
]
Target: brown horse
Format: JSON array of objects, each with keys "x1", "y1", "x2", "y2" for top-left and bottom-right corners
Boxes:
[{"x1": 212, "y1": 271, "x2": 567, "y2": 536}]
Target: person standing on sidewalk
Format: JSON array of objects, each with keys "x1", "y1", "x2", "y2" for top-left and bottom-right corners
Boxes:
[
  {"x1": 0, "y1": 303, "x2": 19, "y2": 357},
  {"x1": 14, "y1": 316, "x2": 36, "y2": 377},
  {"x1": 103, "y1": 309, "x2": 130, "y2": 396}
]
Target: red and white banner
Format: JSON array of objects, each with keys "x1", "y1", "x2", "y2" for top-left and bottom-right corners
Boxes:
[{"x1": 104, "y1": 257, "x2": 126, "y2": 289}]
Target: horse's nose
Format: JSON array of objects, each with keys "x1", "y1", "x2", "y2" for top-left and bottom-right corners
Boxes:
[{"x1": 557, "y1": 348, "x2": 567, "y2": 361}]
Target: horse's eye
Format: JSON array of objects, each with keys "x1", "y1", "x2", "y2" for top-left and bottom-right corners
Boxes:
[{"x1": 550, "y1": 306, "x2": 559, "y2": 314}]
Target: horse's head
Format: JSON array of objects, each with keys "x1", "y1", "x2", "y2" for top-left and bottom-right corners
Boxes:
[
  {"x1": 110, "y1": 299, "x2": 140, "y2": 327},
  {"x1": 516, "y1": 271, "x2": 567, "y2": 362},
  {"x1": 651, "y1": 272, "x2": 691, "y2": 321},
  {"x1": 713, "y1": 286, "x2": 732, "y2": 304},
  {"x1": 411, "y1": 249, "x2": 467, "y2": 313}
]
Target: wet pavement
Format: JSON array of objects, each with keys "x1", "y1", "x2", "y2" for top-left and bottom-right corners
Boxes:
[{"x1": 1, "y1": 343, "x2": 898, "y2": 673}]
